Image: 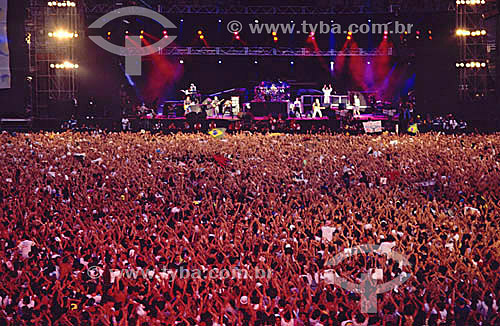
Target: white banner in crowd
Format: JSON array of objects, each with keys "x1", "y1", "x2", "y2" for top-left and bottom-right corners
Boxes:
[
  {"x1": 0, "y1": 0, "x2": 11, "y2": 89},
  {"x1": 363, "y1": 120, "x2": 383, "y2": 133}
]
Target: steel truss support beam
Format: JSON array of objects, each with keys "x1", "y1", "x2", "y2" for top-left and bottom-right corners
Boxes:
[
  {"x1": 456, "y1": 3, "x2": 489, "y2": 101},
  {"x1": 84, "y1": 4, "x2": 455, "y2": 15},
  {"x1": 158, "y1": 46, "x2": 392, "y2": 57}
]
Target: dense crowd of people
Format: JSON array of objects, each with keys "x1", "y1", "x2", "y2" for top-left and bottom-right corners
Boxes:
[{"x1": 0, "y1": 131, "x2": 499, "y2": 325}]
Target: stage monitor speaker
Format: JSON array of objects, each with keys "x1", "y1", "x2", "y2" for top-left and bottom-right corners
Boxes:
[
  {"x1": 189, "y1": 104, "x2": 202, "y2": 114},
  {"x1": 326, "y1": 109, "x2": 336, "y2": 119},
  {"x1": 175, "y1": 106, "x2": 185, "y2": 117},
  {"x1": 238, "y1": 112, "x2": 255, "y2": 121}
]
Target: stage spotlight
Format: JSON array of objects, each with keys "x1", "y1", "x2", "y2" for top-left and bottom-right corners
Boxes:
[
  {"x1": 198, "y1": 30, "x2": 203, "y2": 35},
  {"x1": 255, "y1": 19, "x2": 259, "y2": 23},
  {"x1": 367, "y1": 61, "x2": 371, "y2": 65},
  {"x1": 481, "y1": 30, "x2": 486, "y2": 35},
  {"x1": 347, "y1": 35, "x2": 352, "y2": 40},
  {"x1": 291, "y1": 20, "x2": 294, "y2": 23},
  {"x1": 273, "y1": 36, "x2": 278, "y2": 42},
  {"x1": 236, "y1": 35, "x2": 240, "y2": 40},
  {"x1": 140, "y1": 35, "x2": 144, "y2": 39},
  {"x1": 50, "y1": 64, "x2": 55, "y2": 68},
  {"x1": 254, "y1": 60, "x2": 258, "y2": 64},
  {"x1": 141, "y1": 30, "x2": 144, "y2": 34},
  {"x1": 481, "y1": 62, "x2": 486, "y2": 67},
  {"x1": 218, "y1": 19, "x2": 222, "y2": 23},
  {"x1": 107, "y1": 31, "x2": 111, "y2": 36},
  {"x1": 290, "y1": 61, "x2": 294, "y2": 65},
  {"x1": 180, "y1": 19, "x2": 184, "y2": 22},
  {"x1": 218, "y1": 59, "x2": 222, "y2": 64},
  {"x1": 125, "y1": 30, "x2": 129, "y2": 34},
  {"x1": 456, "y1": 63, "x2": 460, "y2": 68},
  {"x1": 459, "y1": 63, "x2": 464, "y2": 67},
  {"x1": 466, "y1": 63, "x2": 471, "y2": 67},
  {"x1": 200, "y1": 35, "x2": 204, "y2": 39},
  {"x1": 179, "y1": 59, "x2": 184, "y2": 64},
  {"x1": 163, "y1": 30, "x2": 167, "y2": 35},
  {"x1": 272, "y1": 31, "x2": 277, "y2": 36}
]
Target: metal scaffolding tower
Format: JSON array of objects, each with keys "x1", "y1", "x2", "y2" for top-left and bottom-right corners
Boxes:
[
  {"x1": 26, "y1": 0, "x2": 82, "y2": 117},
  {"x1": 456, "y1": 1, "x2": 489, "y2": 101}
]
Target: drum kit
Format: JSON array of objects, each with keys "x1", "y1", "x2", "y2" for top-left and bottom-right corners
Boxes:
[{"x1": 254, "y1": 81, "x2": 290, "y2": 102}]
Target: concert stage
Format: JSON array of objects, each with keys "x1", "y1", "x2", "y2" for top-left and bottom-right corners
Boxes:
[
  {"x1": 138, "y1": 113, "x2": 399, "y2": 122},
  {"x1": 25, "y1": 112, "x2": 400, "y2": 133}
]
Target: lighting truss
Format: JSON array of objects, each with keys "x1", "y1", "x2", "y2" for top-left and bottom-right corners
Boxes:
[
  {"x1": 159, "y1": 47, "x2": 392, "y2": 57},
  {"x1": 84, "y1": 3, "x2": 456, "y2": 15}
]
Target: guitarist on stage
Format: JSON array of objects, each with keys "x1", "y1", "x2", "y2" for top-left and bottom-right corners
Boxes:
[{"x1": 312, "y1": 98, "x2": 324, "y2": 118}]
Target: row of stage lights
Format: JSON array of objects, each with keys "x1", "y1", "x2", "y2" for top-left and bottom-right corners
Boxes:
[
  {"x1": 456, "y1": 0, "x2": 486, "y2": 4},
  {"x1": 50, "y1": 62, "x2": 79, "y2": 69},
  {"x1": 48, "y1": 30, "x2": 79, "y2": 39},
  {"x1": 111, "y1": 27, "x2": 430, "y2": 41},
  {"x1": 177, "y1": 59, "x2": 339, "y2": 66},
  {"x1": 456, "y1": 29, "x2": 487, "y2": 36},
  {"x1": 48, "y1": 1, "x2": 76, "y2": 7},
  {"x1": 456, "y1": 61, "x2": 487, "y2": 68}
]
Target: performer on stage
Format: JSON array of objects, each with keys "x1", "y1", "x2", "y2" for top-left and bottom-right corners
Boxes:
[
  {"x1": 212, "y1": 96, "x2": 221, "y2": 117},
  {"x1": 353, "y1": 94, "x2": 361, "y2": 116},
  {"x1": 184, "y1": 96, "x2": 192, "y2": 114},
  {"x1": 293, "y1": 98, "x2": 302, "y2": 117},
  {"x1": 312, "y1": 98, "x2": 323, "y2": 118},
  {"x1": 322, "y1": 84, "x2": 333, "y2": 105}
]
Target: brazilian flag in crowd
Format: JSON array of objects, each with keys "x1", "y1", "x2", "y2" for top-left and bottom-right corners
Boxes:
[
  {"x1": 408, "y1": 123, "x2": 419, "y2": 134},
  {"x1": 209, "y1": 128, "x2": 226, "y2": 139}
]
